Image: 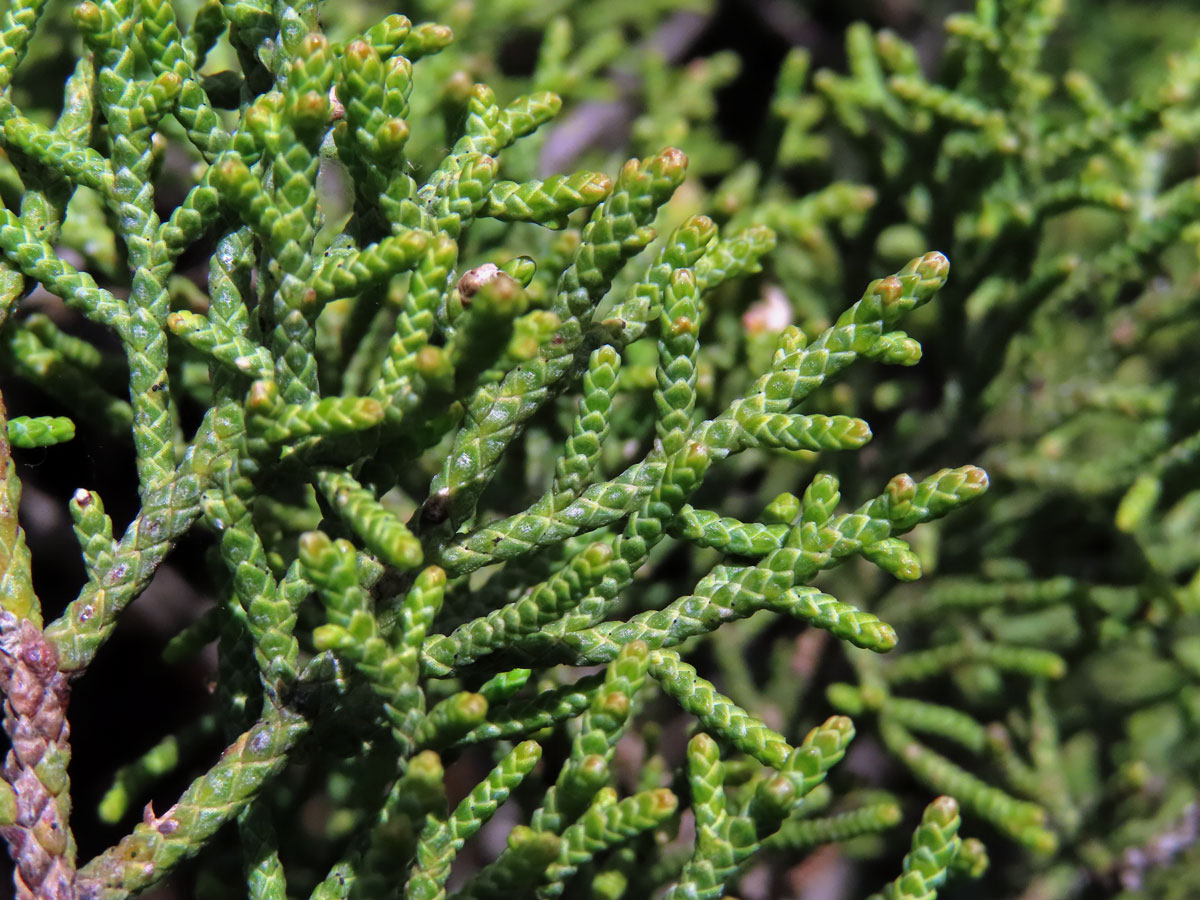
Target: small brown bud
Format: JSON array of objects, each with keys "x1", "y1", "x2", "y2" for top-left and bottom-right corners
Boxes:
[
  {"x1": 456, "y1": 264, "x2": 501, "y2": 302},
  {"x1": 300, "y1": 32, "x2": 327, "y2": 57},
  {"x1": 876, "y1": 275, "x2": 904, "y2": 306},
  {"x1": 344, "y1": 39, "x2": 376, "y2": 68}
]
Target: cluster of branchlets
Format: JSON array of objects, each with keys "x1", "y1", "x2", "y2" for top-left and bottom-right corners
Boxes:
[
  {"x1": 0, "y1": 0, "x2": 1003, "y2": 898},
  {"x1": 9, "y1": 0, "x2": 1200, "y2": 897},
  {"x1": 719, "y1": 1, "x2": 1200, "y2": 893}
]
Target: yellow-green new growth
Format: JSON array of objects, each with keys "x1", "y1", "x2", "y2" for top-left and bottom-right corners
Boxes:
[{"x1": 868, "y1": 796, "x2": 963, "y2": 900}]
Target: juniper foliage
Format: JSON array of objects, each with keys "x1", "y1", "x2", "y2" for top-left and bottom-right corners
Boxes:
[{"x1": 0, "y1": 0, "x2": 1198, "y2": 899}]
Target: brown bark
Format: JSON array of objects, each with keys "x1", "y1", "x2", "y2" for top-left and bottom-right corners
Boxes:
[{"x1": 0, "y1": 614, "x2": 75, "y2": 900}]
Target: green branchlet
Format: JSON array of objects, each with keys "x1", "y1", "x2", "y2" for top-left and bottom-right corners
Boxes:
[{"x1": 867, "y1": 796, "x2": 963, "y2": 900}]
